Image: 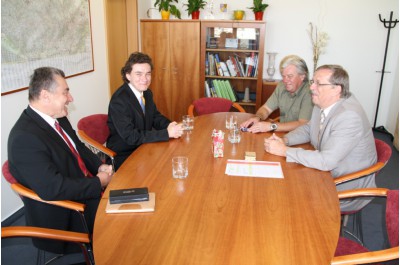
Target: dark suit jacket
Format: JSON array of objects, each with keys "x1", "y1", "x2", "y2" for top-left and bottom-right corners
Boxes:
[
  {"x1": 7, "y1": 106, "x2": 103, "y2": 253},
  {"x1": 107, "y1": 83, "x2": 171, "y2": 169}
]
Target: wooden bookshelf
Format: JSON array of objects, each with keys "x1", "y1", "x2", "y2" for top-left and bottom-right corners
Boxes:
[{"x1": 200, "y1": 20, "x2": 266, "y2": 114}]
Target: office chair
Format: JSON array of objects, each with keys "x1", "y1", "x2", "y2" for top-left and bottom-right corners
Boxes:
[
  {"x1": 2, "y1": 160, "x2": 95, "y2": 265},
  {"x1": 332, "y1": 188, "x2": 399, "y2": 265},
  {"x1": 187, "y1": 97, "x2": 246, "y2": 116},
  {"x1": 77, "y1": 114, "x2": 116, "y2": 170},
  {"x1": 334, "y1": 139, "x2": 392, "y2": 244}
]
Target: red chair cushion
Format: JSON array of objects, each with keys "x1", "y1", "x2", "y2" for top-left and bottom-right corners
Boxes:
[
  {"x1": 375, "y1": 139, "x2": 392, "y2": 164},
  {"x1": 193, "y1": 98, "x2": 233, "y2": 116},
  {"x1": 387, "y1": 190, "x2": 399, "y2": 247},
  {"x1": 77, "y1": 114, "x2": 109, "y2": 144},
  {"x1": 2, "y1": 160, "x2": 18, "y2": 184},
  {"x1": 334, "y1": 237, "x2": 370, "y2": 256}
]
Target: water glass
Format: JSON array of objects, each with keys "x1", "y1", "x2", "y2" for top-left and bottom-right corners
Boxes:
[
  {"x1": 172, "y1": 156, "x2": 188, "y2": 179},
  {"x1": 228, "y1": 126, "x2": 241, "y2": 143},
  {"x1": 182, "y1": 115, "x2": 194, "y2": 131},
  {"x1": 225, "y1": 114, "x2": 237, "y2": 130}
]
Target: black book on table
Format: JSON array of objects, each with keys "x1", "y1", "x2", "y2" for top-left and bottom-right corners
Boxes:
[{"x1": 109, "y1": 187, "x2": 149, "y2": 204}]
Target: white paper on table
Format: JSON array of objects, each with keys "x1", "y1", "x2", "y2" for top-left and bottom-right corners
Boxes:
[{"x1": 225, "y1": 159, "x2": 284, "y2": 178}]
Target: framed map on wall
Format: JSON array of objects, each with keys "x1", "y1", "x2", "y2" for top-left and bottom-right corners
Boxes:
[{"x1": 1, "y1": 0, "x2": 94, "y2": 96}]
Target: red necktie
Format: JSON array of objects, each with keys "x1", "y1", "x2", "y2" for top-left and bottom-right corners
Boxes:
[{"x1": 55, "y1": 121, "x2": 92, "y2": 177}]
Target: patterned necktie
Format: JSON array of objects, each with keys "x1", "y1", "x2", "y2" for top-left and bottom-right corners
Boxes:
[
  {"x1": 140, "y1": 96, "x2": 146, "y2": 114},
  {"x1": 320, "y1": 110, "x2": 326, "y2": 130},
  {"x1": 55, "y1": 121, "x2": 92, "y2": 177}
]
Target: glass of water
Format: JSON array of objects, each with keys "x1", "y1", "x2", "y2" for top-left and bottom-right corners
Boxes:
[
  {"x1": 225, "y1": 114, "x2": 237, "y2": 130},
  {"x1": 182, "y1": 115, "x2": 194, "y2": 131},
  {"x1": 228, "y1": 126, "x2": 241, "y2": 143},
  {"x1": 172, "y1": 156, "x2": 188, "y2": 179}
]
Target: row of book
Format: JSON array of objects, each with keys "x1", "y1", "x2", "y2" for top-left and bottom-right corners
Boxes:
[
  {"x1": 204, "y1": 79, "x2": 238, "y2": 102},
  {"x1": 205, "y1": 52, "x2": 259, "y2": 78}
]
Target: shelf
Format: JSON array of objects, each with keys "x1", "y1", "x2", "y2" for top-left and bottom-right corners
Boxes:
[
  {"x1": 206, "y1": 75, "x2": 258, "y2": 80},
  {"x1": 206, "y1": 48, "x2": 259, "y2": 53}
]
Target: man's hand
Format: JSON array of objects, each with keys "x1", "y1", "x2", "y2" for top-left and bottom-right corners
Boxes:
[
  {"x1": 264, "y1": 133, "x2": 287, "y2": 157},
  {"x1": 167, "y1": 122, "x2": 184, "y2": 138},
  {"x1": 240, "y1": 116, "x2": 260, "y2": 129},
  {"x1": 97, "y1": 164, "x2": 113, "y2": 188},
  {"x1": 247, "y1": 121, "x2": 272, "y2": 133}
]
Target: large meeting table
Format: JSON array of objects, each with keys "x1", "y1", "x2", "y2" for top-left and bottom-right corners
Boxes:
[{"x1": 93, "y1": 112, "x2": 341, "y2": 265}]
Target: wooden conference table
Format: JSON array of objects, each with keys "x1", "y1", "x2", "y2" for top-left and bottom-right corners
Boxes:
[{"x1": 93, "y1": 112, "x2": 340, "y2": 265}]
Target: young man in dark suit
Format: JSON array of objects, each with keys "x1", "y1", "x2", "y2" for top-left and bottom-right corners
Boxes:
[
  {"x1": 107, "y1": 52, "x2": 184, "y2": 170},
  {"x1": 7, "y1": 67, "x2": 113, "y2": 254}
]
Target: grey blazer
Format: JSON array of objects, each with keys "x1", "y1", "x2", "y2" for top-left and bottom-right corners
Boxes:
[{"x1": 285, "y1": 94, "x2": 377, "y2": 212}]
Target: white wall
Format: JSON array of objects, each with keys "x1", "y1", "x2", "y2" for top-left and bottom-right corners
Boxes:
[
  {"x1": 1, "y1": 0, "x2": 110, "y2": 221},
  {"x1": 146, "y1": 0, "x2": 399, "y2": 132}
]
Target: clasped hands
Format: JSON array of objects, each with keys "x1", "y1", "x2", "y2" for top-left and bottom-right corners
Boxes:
[
  {"x1": 97, "y1": 164, "x2": 114, "y2": 188},
  {"x1": 168, "y1": 121, "x2": 184, "y2": 138},
  {"x1": 264, "y1": 133, "x2": 287, "y2": 157}
]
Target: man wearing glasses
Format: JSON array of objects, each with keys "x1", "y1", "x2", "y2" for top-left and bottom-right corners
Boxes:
[
  {"x1": 240, "y1": 54, "x2": 313, "y2": 133},
  {"x1": 265, "y1": 65, "x2": 376, "y2": 212}
]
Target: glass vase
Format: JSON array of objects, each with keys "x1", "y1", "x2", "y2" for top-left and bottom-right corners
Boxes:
[{"x1": 266, "y1": 52, "x2": 277, "y2": 81}]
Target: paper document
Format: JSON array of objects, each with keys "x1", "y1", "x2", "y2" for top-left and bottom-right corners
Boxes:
[{"x1": 225, "y1": 160, "x2": 284, "y2": 178}]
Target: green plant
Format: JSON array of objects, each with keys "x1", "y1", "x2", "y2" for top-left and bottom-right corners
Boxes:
[
  {"x1": 248, "y1": 0, "x2": 269, "y2": 12},
  {"x1": 184, "y1": 0, "x2": 207, "y2": 16},
  {"x1": 154, "y1": 0, "x2": 181, "y2": 19}
]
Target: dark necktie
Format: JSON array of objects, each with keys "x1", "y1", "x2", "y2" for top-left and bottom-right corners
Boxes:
[{"x1": 55, "y1": 121, "x2": 92, "y2": 177}]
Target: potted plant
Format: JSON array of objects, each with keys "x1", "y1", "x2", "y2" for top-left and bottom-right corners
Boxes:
[
  {"x1": 184, "y1": 0, "x2": 207, "y2": 20},
  {"x1": 248, "y1": 0, "x2": 268, "y2": 21},
  {"x1": 154, "y1": 0, "x2": 181, "y2": 20}
]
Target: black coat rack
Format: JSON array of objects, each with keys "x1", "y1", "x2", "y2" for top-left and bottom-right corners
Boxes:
[{"x1": 373, "y1": 11, "x2": 398, "y2": 139}]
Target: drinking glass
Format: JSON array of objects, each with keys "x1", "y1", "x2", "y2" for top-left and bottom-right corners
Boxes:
[{"x1": 172, "y1": 157, "x2": 189, "y2": 179}]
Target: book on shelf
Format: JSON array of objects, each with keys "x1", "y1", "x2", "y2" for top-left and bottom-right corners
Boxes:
[
  {"x1": 208, "y1": 53, "x2": 215, "y2": 76},
  {"x1": 219, "y1": 61, "x2": 230, "y2": 77},
  {"x1": 212, "y1": 80, "x2": 223, "y2": 98},
  {"x1": 226, "y1": 59, "x2": 237, "y2": 77},
  {"x1": 234, "y1": 54, "x2": 245, "y2": 77},
  {"x1": 223, "y1": 80, "x2": 237, "y2": 102},
  {"x1": 214, "y1": 54, "x2": 224, "y2": 76},
  {"x1": 205, "y1": 81, "x2": 211, "y2": 97}
]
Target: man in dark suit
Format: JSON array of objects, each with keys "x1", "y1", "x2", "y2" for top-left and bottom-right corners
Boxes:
[
  {"x1": 8, "y1": 67, "x2": 113, "y2": 254},
  {"x1": 107, "y1": 52, "x2": 183, "y2": 170}
]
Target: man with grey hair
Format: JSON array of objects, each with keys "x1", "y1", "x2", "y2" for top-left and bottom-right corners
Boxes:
[
  {"x1": 8, "y1": 67, "x2": 113, "y2": 254},
  {"x1": 264, "y1": 65, "x2": 376, "y2": 212},
  {"x1": 241, "y1": 54, "x2": 313, "y2": 132}
]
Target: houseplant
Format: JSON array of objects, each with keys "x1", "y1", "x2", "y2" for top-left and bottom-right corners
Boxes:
[
  {"x1": 184, "y1": 0, "x2": 207, "y2": 20},
  {"x1": 248, "y1": 0, "x2": 268, "y2": 21},
  {"x1": 154, "y1": 0, "x2": 181, "y2": 20}
]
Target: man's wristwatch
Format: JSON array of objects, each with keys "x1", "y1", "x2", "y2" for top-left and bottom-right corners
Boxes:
[{"x1": 270, "y1": 123, "x2": 278, "y2": 131}]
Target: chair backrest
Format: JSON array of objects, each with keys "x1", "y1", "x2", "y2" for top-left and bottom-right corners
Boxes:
[
  {"x1": 2, "y1": 160, "x2": 18, "y2": 184},
  {"x1": 387, "y1": 190, "x2": 399, "y2": 248},
  {"x1": 188, "y1": 98, "x2": 246, "y2": 116},
  {"x1": 77, "y1": 114, "x2": 109, "y2": 145},
  {"x1": 375, "y1": 139, "x2": 392, "y2": 165}
]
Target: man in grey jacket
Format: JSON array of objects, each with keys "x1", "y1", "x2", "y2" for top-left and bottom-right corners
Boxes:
[{"x1": 264, "y1": 64, "x2": 376, "y2": 212}]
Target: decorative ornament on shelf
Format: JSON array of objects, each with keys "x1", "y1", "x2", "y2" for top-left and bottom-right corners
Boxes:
[
  {"x1": 184, "y1": 0, "x2": 207, "y2": 20},
  {"x1": 308, "y1": 22, "x2": 329, "y2": 73},
  {"x1": 248, "y1": 0, "x2": 269, "y2": 21},
  {"x1": 154, "y1": 0, "x2": 182, "y2": 20},
  {"x1": 204, "y1": 0, "x2": 215, "y2": 19},
  {"x1": 266, "y1": 52, "x2": 277, "y2": 81}
]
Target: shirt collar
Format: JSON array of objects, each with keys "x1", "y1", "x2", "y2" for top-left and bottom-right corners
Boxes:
[
  {"x1": 128, "y1": 83, "x2": 143, "y2": 101},
  {"x1": 29, "y1": 105, "x2": 58, "y2": 129},
  {"x1": 321, "y1": 102, "x2": 337, "y2": 117}
]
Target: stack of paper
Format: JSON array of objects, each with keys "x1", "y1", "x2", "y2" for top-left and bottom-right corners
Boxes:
[{"x1": 225, "y1": 160, "x2": 284, "y2": 178}]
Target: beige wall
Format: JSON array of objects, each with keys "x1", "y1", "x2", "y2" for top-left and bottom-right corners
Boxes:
[{"x1": 1, "y1": 0, "x2": 111, "y2": 220}]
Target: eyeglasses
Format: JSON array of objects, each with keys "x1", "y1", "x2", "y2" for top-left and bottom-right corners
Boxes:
[{"x1": 309, "y1": 80, "x2": 335, "y2": 87}]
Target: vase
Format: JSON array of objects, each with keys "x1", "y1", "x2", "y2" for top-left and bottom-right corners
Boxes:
[
  {"x1": 254, "y1": 11, "x2": 264, "y2": 21},
  {"x1": 161, "y1": 10, "x2": 170, "y2": 20},
  {"x1": 266, "y1": 52, "x2": 277, "y2": 81},
  {"x1": 192, "y1": 10, "x2": 200, "y2": 20}
]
